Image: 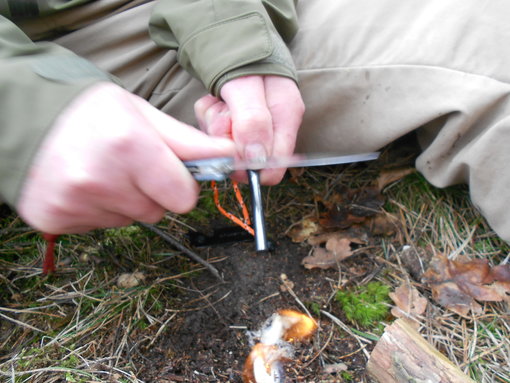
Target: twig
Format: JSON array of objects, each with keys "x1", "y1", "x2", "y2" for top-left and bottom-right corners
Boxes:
[
  {"x1": 320, "y1": 310, "x2": 371, "y2": 359},
  {"x1": 280, "y1": 273, "x2": 312, "y2": 317},
  {"x1": 137, "y1": 222, "x2": 223, "y2": 281},
  {"x1": 0, "y1": 312, "x2": 43, "y2": 333},
  {"x1": 148, "y1": 313, "x2": 177, "y2": 347},
  {"x1": 302, "y1": 325, "x2": 335, "y2": 368},
  {"x1": 0, "y1": 367, "x2": 91, "y2": 377},
  {"x1": 0, "y1": 227, "x2": 34, "y2": 236}
]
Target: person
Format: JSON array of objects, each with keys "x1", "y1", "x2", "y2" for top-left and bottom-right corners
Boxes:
[{"x1": 1, "y1": 0, "x2": 510, "y2": 243}]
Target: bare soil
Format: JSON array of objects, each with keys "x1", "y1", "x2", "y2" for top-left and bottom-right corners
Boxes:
[{"x1": 134, "y1": 237, "x2": 376, "y2": 382}]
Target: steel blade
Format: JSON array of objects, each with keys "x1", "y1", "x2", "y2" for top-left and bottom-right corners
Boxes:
[{"x1": 232, "y1": 152, "x2": 380, "y2": 171}]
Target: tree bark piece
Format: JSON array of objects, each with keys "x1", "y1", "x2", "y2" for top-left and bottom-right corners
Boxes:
[{"x1": 367, "y1": 319, "x2": 475, "y2": 383}]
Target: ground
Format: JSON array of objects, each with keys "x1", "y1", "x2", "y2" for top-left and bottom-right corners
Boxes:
[
  {"x1": 135, "y1": 240, "x2": 373, "y2": 382},
  {"x1": 1, "y1": 137, "x2": 509, "y2": 382}
]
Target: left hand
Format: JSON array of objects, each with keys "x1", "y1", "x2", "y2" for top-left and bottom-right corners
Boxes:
[{"x1": 194, "y1": 75, "x2": 305, "y2": 185}]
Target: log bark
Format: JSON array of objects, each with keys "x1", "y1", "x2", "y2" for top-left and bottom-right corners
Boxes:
[{"x1": 367, "y1": 319, "x2": 475, "y2": 383}]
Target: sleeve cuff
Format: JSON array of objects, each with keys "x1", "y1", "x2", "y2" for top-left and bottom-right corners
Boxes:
[{"x1": 177, "y1": 11, "x2": 274, "y2": 93}]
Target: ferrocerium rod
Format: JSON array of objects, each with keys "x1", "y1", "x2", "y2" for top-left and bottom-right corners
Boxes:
[{"x1": 247, "y1": 170, "x2": 269, "y2": 252}]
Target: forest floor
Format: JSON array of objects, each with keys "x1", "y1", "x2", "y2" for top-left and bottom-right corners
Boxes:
[{"x1": 1, "y1": 136, "x2": 509, "y2": 382}]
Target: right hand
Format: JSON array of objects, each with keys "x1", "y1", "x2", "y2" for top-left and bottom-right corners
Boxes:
[
  {"x1": 16, "y1": 83, "x2": 236, "y2": 234},
  {"x1": 194, "y1": 75, "x2": 305, "y2": 185}
]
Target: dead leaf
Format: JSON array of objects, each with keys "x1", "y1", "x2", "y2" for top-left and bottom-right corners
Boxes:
[
  {"x1": 375, "y1": 168, "x2": 415, "y2": 191},
  {"x1": 325, "y1": 236, "x2": 352, "y2": 254},
  {"x1": 318, "y1": 187, "x2": 384, "y2": 229},
  {"x1": 117, "y1": 272, "x2": 145, "y2": 288},
  {"x1": 302, "y1": 239, "x2": 353, "y2": 270},
  {"x1": 422, "y1": 253, "x2": 510, "y2": 316},
  {"x1": 398, "y1": 245, "x2": 431, "y2": 280},
  {"x1": 368, "y1": 213, "x2": 400, "y2": 236},
  {"x1": 319, "y1": 209, "x2": 366, "y2": 229},
  {"x1": 390, "y1": 283, "x2": 428, "y2": 329},
  {"x1": 307, "y1": 230, "x2": 367, "y2": 246},
  {"x1": 288, "y1": 217, "x2": 321, "y2": 243},
  {"x1": 288, "y1": 167, "x2": 305, "y2": 183}
]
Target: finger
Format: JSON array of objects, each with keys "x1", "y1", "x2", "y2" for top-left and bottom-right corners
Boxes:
[
  {"x1": 265, "y1": 76, "x2": 304, "y2": 157},
  {"x1": 194, "y1": 94, "x2": 221, "y2": 131},
  {"x1": 78, "y1": 183, "x2": 167, "y2": 223},
  {"x1": 127, "y1": 95, "x2": 238, "y2": 213},
  {"x1": 130, "y1": 95, "x2": 236, "y2": 161},
  {"x1": 259, "y1": 76, "x2": 305, "y2": 185},
  {"x1": 220, "y1": 76, "x2": 273, "y2": 159},
  {"x1": 133, "y1": 145, "x2": 200, "y2": 214},
  {"x1": 204, "y1": 102, "x2": 232, "y2": 138},
  {"x1": 76, "y1": 92, "x2": 200, "y2": 216},
  {"x1": 127, "y1": 123, "x2": 201, "y2": 214}
]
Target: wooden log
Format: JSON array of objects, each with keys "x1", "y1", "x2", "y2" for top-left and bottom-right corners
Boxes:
[{"x1": 367, "y1": 319, "x2": 475, "y2": 383}]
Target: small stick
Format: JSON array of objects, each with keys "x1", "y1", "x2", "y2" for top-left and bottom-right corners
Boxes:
[
  {"x1": 137, "y1": 222, "x2": 223, "y2": 281},
  {"x1": 280, "y1": 273, "x2": 313, "y2": 318}
]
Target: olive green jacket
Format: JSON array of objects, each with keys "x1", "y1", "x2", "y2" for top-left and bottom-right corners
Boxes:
[{"x1": 0, "y1": 0, "x2": 298, "y2": 206}]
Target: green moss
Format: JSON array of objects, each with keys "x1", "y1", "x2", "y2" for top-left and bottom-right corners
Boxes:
[
  {"x1": 340, "y1": 371, "x2": 353, "y2": 381},
  {"x1": 104, "y1": 225, "x2": 145, "y2": 247},
  {"x1": 305, "y1": 301, "x2": 322, "y2": 317},
  {"x1": 335, "y1": 282, "x2": 391, "y2": 327}
]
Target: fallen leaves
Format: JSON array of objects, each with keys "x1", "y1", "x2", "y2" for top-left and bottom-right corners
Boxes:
[
  {"x1": 422, "y1": 253, "x2": 510, "y2": 316},
  {"x1": 288, "y1": 217, "x2": 320, "y2": 243},
  {"x1": 117, "y1": 271, "x2": 146, "y2": 288},
  {"x1": 317, "y1": 187, "x2": 385, "y2": 230},
  {"x1": 389, "y1": 283, "x2": 428, "y2": 329},
  {"x1": 376, "y1": 168, "x2": 416, "y2": 191},
  {"x1": 290, "y1": 168, "x2": 412, "y2": 270},
  {"x1": 302, "y1": 237, "x2": 353, "y2": 270}
]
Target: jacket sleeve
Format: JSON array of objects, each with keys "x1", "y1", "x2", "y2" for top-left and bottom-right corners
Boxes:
[
  {"x1": 149, "y1": 0, "x2": 299, "y2": 96},
  {"x1": 0, "y1": 0, "x2": 93, "y2": 19},
  {"x1": 0, "y1": 15, "x2": 112, "y2": 206}
]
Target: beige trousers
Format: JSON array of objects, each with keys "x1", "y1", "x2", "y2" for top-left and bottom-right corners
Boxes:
[{"x1": 32, "y1": 0, "x2": 510, "y2": 242}]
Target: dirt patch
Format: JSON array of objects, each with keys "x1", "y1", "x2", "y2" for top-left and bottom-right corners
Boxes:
[{"x1": 135, "y1": 237, "x2": 375, "y2": 382}]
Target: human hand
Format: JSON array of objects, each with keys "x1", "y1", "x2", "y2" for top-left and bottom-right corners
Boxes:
[
  {"x1": 16, "y1": 83, "x2": 236, "y2": 234},
  {"x1": 194, "y1": 75, "x2": 305, "y2": 185}
]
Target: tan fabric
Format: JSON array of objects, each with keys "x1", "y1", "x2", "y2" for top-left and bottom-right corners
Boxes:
[
  {"x1": 291, "y1": 0, "x2": 510, "y2": 241},
  {"x1": 49, "y1": 0, "x2": 510, "y2": 241}
]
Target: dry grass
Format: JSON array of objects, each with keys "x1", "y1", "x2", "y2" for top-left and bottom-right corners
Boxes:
[
  {"x1": 382, "y1": 173, "x2": 510, "y2": 382},
  {"x1": 0, "y1": 141, "x2": 509, "y2": 382}
]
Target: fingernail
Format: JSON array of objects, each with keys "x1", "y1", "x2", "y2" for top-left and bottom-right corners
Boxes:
[{"x1": 245, "y1": 143, "x2": 267, "y2": 163}]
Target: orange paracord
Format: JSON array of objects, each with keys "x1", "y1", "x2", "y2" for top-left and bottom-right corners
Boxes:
[{"x1": 211, "y1": 180, "x2": 254, "y2": 236}]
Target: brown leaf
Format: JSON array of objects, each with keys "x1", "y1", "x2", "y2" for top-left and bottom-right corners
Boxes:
[
  {"x1": 398, "y1": 245, "x2": 431, "y2": 281},
  {"x1": 307, "y1": 230, "x2": 367, "y2": 246},
  {"x1": 302, "y1": 239, "x2": 353, "y2": 270},
  {"x1": 288, "y1": 167, "x2": 305, "y2": 183},
  {"x1": 288, "y1": 217, "x2": 321, "y2": 243},
  {"x1": 319, "y1": 209, "x2": 366, "y2": 229},
  {"x1": 448, "y1": 259, "x2": 510, "y2": 302},
  {"x1": 422, "y1": 253, "x2": 510, "y2": 316},
  {"x1": 347, "y1": 187, "x2": 385, "y2": 216},
  {"x1": 325, "y1": 236, "x2": 353, "y2": 255},
  {"x1": 368, "y1": 213, "x2": 400, "y2": 236},
  {"x1": 318, "y1": 187, "x2": 384, "y2": 229},
  {"x1": 375, "y1": 167, "x2": 415, "y2": 191},
  {"x1": 390, "y1": 284, "x2": 428, "y2": 328}
]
